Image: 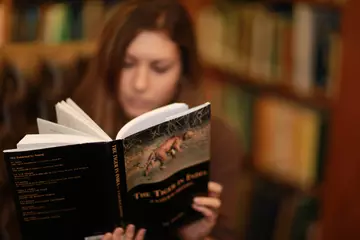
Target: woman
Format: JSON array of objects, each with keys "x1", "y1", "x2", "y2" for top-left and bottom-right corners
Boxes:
[{"x1": 73, "y1": 0, "x2": 243, "y2": 239}]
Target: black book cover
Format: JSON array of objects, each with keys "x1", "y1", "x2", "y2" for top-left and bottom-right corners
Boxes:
[
  {"x1": 3, "y1": 104, "x2": 211, "y2": 240},
  {"x1": 4, "y1": 142, "x2": 122, "y2": 240}
]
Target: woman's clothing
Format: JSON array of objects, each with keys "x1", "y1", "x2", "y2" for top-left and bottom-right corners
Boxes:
[{"x1": 208, "y1": 116, "x2": 243, "y2": 239}]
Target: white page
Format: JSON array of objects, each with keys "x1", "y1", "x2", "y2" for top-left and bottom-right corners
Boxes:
[
  {"x1": 165, "y1": 102, "x2": 210, "y2": 121},
  {"x1": 65, "y1": 98, "x2": 110, "y2": 139},
  {"x1": 55, "y1": 102, "x2": 111, "y2": 141},
  {"x1": 59, "y1": 100, "x2": 85, "y2": 121},
  {"x1": 16, "y1": 142, "x2": 87, "y2": 150},
  {"x1": 116, "y1": 103, "x2": 189, "y2": 139},
  {"x1": 15, "y1": 134, "x2": 102, "y2": 150},
  {"x1": 37, "y1": 118, "x2": 95, "y2": 137},
  {"x1": 58, "y1": 101, "x2": 104, "y2": 135}
]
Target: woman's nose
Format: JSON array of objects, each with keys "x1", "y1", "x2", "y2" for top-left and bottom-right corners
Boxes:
[{"x1": 133, "y1": 65, "x2": 149, "y2": 92}]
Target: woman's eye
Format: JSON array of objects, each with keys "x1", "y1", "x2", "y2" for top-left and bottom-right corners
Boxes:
[
  {"x1": 152, "y1": 65, "x2": 170, "y2": 74},
  {"x1": 123, "y1": 61, "x2": 134, "y2": 68}
]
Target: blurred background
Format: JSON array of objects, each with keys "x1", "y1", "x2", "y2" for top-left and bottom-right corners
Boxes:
[{"x1": 0, "y1": 0, "x2": 358, "y2": 239}]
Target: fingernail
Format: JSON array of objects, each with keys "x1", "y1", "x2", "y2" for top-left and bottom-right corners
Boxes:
[
  {"x1": 114, "y1": 228, "x2": 123, "y2": 237},
  {"x1": 127, "y1": 224, "x2": 135, "y2": 231},
  {"x1": 192, "y1": 203, "x2": 200, "y2": 208}
]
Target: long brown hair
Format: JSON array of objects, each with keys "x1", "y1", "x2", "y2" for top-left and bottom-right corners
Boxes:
[{"x1": 73, "y1": 0, "x2": 204, "y2": 138}]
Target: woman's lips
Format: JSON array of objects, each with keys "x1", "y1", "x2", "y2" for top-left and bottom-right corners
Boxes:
[{"x1": 127, "y1": 97, "x2": 152, "y2": 109}]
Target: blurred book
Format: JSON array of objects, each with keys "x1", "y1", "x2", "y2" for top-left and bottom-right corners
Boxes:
[
  {"x1": 222, "y1": 82, "x2": 254, "y2": 153},
  {"x1": 11, "y1": 6, "x2": 40, "y2": 42},
  {"x1": 253, "y1": 96, "x2": 326, "y2": 190},
  {"x1": 289, "y1": 196, "x2": 319, "y2": 240},
  {"x1": 9, "y1": 1, "x2": 119, "y2": 43},
  {"x1": 201, "y1": 73, "x2": 255, "y2": 154}
]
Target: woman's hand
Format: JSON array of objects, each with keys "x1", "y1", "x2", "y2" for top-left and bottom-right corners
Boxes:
[
  {"x1": 102, "y1": 224, "x2": 146, "y2": 240},
  {"x1": 178, "y1": 181, "x2": 223, "y2": 240}
]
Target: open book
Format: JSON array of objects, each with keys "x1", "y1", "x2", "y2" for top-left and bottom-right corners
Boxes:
[{"x1": 3, "y1": 98, "x2": 211, "y2": 240}]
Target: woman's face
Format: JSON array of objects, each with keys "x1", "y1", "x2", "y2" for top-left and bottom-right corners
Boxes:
[{"x1": 118, "y1": 30, "x2": 182, "y2": 119}]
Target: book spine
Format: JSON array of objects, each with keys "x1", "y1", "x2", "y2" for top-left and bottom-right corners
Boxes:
[
  {"x1": 110, "y1": 140, "x2": 125, "y2": 223},
  {"x1": 116, "y1": 140, "x2": 129, "y2": 224},
  {"x1": 109, "y1": 140, "x2": 129, "y2": 226}
]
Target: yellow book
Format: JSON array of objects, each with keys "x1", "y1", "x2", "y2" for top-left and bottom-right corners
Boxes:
[
  {"x1": 295, "y1": 107, "x2": 321, "y2": 189},
  {"x1": 254, "y1": 97, "x2": 321, "y2": 190}
]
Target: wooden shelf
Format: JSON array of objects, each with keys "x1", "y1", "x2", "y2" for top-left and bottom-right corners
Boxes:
[
  {"x1": 0, "y1": 41, "x2": 96, "y2": 55},
  {"x1": 252, "y1": 167, "x2": 321, "y2": 197},
  {"x1": 0, "y1": 41, "x2": 96, "y2": 66},
  {"x1": 203, "y1": 65, "x2": 332, "y2": 111},
  {"x1": 262, "y1": 0, "x2": 345, "y2": 9}
]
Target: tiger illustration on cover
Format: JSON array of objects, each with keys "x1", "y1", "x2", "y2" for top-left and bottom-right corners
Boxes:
[{"x1": 122, "y1": 104, "x2": 211, "y2": 230}]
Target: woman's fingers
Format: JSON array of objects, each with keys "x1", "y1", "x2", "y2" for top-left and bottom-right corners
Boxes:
[
  {"x1": 193, "y1": 197, "x2": 221, "y2": 209},
  {"x1": 192, "y1": 203, "x2": 213, "y2": 217},
  {"x1": 192, "y1": 203, "x2": 216, "y2": 221},
  {"x1": 135, "y1": 229, "x2": 147, "y2": 240},
  {"x1": 208, "y1": 182, "x2": 223, "y2": 198},
  {"x1": 102, "y1": 233, "x2": 113, "y2": 240},
  {"x1": 102, "y1": 226, "x2": 146, "y2": 240},
  {"x1": 125, "y1": 224, "x2": 135, "y2": 240},
  {"x1": 113, "y1": 227, "x2": 124, "y2": 240}
]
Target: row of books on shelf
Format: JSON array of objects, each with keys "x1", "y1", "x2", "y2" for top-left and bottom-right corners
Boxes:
[
  {"x1": 245, "y1": 177, "x2": 320, "y2": 240},
  {"x1": 0, "y1": 0, "x2": 119, "y2": 44},
  {"x1": 202, "y1": 74, "x2": 327, "y2": 191},
  {"x1": 0, "y1": 55, "x2": 90, "y2": 140},
  {"x1": 195, "y1": 1, "x2": 342, "y2": 97}
]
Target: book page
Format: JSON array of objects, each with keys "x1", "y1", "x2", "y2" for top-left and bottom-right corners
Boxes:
[
  {"x1": 116, "y1": 103, "x2": 189, "y2": 140},
  {"x1": 55, "y1": 101, "x2": 111, "y2": 141},
  {"x1": 165, "y1": 102, "x2": 211, "y2": 122},
  {"x1": 65, "y1": 98, "x2": 110, "y2": 139},
  {"x1": 37, "y1": 118, "x2": 95, "y2": 137},
  {"x1": 11, "y1": 134, "x2": 103, "y2": 151}
]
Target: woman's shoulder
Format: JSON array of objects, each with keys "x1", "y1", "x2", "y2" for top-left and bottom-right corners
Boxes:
[
  {"x1": 210, "y1": 116, "x2": 237, "y2": 137},
  {"x1": 208, "y1": 116, "x2": 244, "y2": 239}
]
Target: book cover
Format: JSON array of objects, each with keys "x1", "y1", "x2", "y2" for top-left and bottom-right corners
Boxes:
[
  {"x1": 2, "y1": 99, "x2": 211, "y2": 240},
  {"x1": 122, "y1": 104, "x2": 211, "y2": 231}
]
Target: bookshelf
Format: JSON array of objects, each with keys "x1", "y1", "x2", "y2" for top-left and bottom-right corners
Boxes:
[
  {"x1": 185, "y1": 0, "x2": 357, "y2": 239},
  {"x1": 0, "y1": 0, "x2": 359, "y2": 239}
]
